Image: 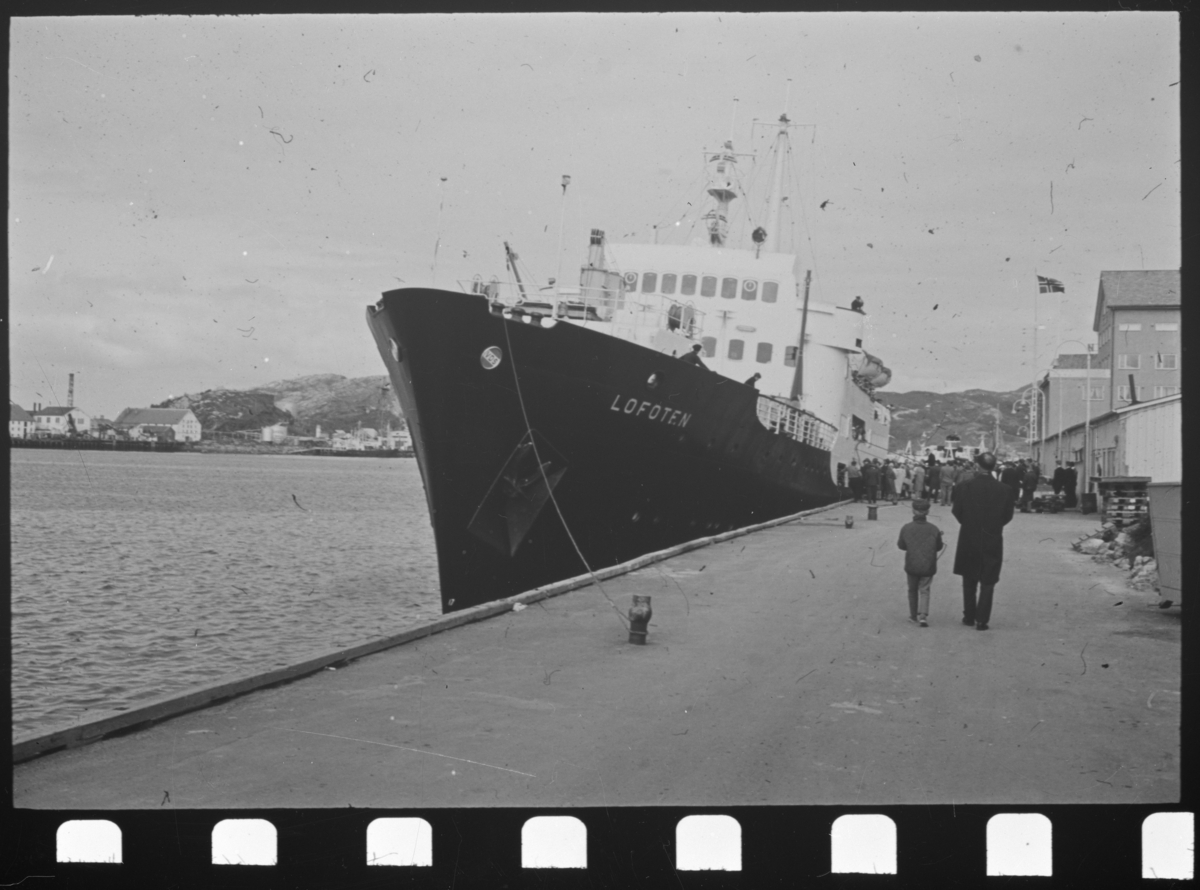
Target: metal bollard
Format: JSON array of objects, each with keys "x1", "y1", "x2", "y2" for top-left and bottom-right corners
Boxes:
[
  {"x1": 845, "y1": 515, "x2": 854, "y2": 528},
  {"x1": 628, "y1": 595, "x2": 653, "y2": 644},
  {"x1": 867, "y1": 505, "x2": 878, "y2": 521}
]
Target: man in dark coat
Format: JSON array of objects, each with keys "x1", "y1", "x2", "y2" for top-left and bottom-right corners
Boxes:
[
  {"x1": 926, "y1": 462, "x2": 941, "y2": 501},
  {"x1": 951, "y1": 452, "x2": 1015, "y2": 630},
  {"x1": 1019, "y1": 462, "x2": 1039, "y2": 512},
  {"x1": 999, "y1": 461, "x2": 1022, "y2": 505},
  {"x1": 1062, "y1": 462, "x2": 1078, "y2": 508},
  {"x1": 862, "y1": 459, "x2": 880, "y2": 504},
  {"x1": 1051, "y1": 462, "x2": 1066, "y2": 496}
]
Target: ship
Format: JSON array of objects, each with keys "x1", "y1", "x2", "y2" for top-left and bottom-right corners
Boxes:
[{"x1": 367, "y1": 111, "x2": 895, "y2": 613}]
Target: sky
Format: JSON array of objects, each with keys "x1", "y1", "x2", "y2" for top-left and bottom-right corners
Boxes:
[{"x1": 9, "y1": 12, "x2": 1180, "y2": 419}]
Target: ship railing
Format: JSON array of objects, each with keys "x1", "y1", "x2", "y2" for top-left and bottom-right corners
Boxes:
[
  {"x1": 463, "y1": 279, "x2": 706, "y2": 339},
  {"x1": 756, "y1": 395, "x2": 838, "y2": 451}
]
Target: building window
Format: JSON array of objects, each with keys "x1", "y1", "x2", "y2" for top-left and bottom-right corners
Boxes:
[
  {"x1": 784, "y1": 345, "x2": 799, "y2": 367},
  {"x1": 1116, "y1": 385, "x2": 1144, "y2": 402},
  {"x1": 756, "y1": 342, "x2": 773, "y2": 363},
  {"x1": 700, "y1": 336, "x2": 717, "y2": 358},
  {"x1": 762, "y1": 281, "x2": 779, "y2": 303},
  {"x1": 641, "y1": 272, "x2": 657, "y2": 293},
  {"x1": 1116, "y1": 354, "x2": 1140, "y2": 369},
  {"x1": 700, "y1": 276, "x2": 717, "y2": 297},
  {"x1": 728, "y1": 339, "x2": 744, "y2": 360},
  {"x1": 1155, "y1": 354, "x2": 1178, "y2": 370},
  {"x1": 1081, "y1": 385, "x2": 1105, "y2": 401},
  {"x1": 1153, "y1": 322, "x2": 1178, "y2": 331},
  {"x1": 1153, "y1": 385, "x2": 1180, "y2": 398},
  {"x1": 1118, "y1": 323, "x2": 1142, "y2": 331},
  {"x1": 721, "y1": 277, "x2": 738, "y2": 299},
  {"x1": 660, "y1": 273, "x2": 677, "y2": 295},
  {"x1": 741, "y1": 279, "x2": 758, "y2": 300},
  {"x1": 680, "y1": 274, "x2": 697, "y2": 296}
]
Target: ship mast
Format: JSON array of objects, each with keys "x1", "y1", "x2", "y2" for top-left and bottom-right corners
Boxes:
[
  {"x1": 703, "y1": 141, "x2": 738, "y2": 247},
  {"x1": 763, "y1": 114, "x2": 791, "y2": 254}
]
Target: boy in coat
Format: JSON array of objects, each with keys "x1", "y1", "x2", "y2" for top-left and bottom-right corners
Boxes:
[{"x1": 897, "y1": 499, "x2": 945, "y2": 626}]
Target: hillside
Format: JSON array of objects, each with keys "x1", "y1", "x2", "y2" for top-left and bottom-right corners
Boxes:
[
  {"x1": 158, "y1": 373, "x2": 1031, "y2": 455},
  {"x1": 156, "y1": 374, "x2": 402, "y2": 436},
  {"x1": 152, "y1": 389, "x2": 293, "y2": 433},
  {"x1": 880, "y1": 387, "x2": 1033, "y2": 457},
  {"x1": 254, "y1": 374, "x2": 402, "y2": 436}
]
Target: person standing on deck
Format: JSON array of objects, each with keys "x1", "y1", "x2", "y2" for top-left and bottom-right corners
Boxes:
[
  {"x1": 679, "y1": 343, "x2": 708, "y2": 370},
  {"x1": 951, "y1": 452, "x2": 1015, "y2": 631},
  {"x1": 911, "y1": 463, "x2": 926, "y2": 504}
]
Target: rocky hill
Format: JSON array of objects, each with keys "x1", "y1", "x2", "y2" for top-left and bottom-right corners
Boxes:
[
  {"x1": 879, "y1": 387, "x2": 1034, "y2": 457},
  {"x1": 157, "y1": 373, "x2": 1030, "y2": 455},
  {"x1": 254, "y1": 374, "x2": 402, "y2": 436},
  {"x1": 155, "y1": 374, "x2": 402, "y2": 436},
  {"x1": 152, "y1": 389, "x2": 293, "y2": 433}
]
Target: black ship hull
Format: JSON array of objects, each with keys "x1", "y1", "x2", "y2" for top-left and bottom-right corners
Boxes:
[{"x1": 367, "y1": 288, "x2": 840, "y2": 613}]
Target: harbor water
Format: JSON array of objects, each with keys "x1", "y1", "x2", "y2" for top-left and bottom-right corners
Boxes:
[{"x1": 10, "y1": 449, "x2": 440, "y2": 739}]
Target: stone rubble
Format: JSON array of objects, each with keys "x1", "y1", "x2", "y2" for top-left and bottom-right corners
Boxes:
[{"x1": 1071, "y1": 520, "x2": 1159, "y2": 593}]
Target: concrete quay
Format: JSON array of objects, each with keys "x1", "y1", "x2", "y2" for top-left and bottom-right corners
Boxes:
[{"x1": 15, "y1": 499, "x2": 1180, "y2": 808}]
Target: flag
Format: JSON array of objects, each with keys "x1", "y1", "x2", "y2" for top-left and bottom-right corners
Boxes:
[{"x1": 1037, "y1": 275, "x2": 1065, "y2": 293}]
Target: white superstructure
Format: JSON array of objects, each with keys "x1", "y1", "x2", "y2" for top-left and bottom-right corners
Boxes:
[{"x1": 469, "y1": 112, "x2": 895, "y2": 474}]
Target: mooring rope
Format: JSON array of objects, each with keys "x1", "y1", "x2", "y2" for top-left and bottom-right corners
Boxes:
[{"x1": 498, "y1": 313, "x2": 630, "y2": 629}]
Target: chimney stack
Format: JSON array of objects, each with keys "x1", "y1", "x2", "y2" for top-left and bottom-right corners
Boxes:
[{"x1": 68, "y1": 373, "x2": 75, "y2": 408}]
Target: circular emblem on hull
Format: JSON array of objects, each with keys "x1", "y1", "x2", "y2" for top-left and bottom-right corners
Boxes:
[{"x1": 480, "y1": 346, "x2": 503, "y2": 370}]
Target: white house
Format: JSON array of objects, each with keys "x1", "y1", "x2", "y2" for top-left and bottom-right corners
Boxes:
[
  {"x1": 31, "y1": 405, "x2": 92, "y2": 437},
  {"x1": 114, "y1": 407, "x2": 203, "y2": 442},
  {"x1": 10, "y1": 402, "x2": 35, "y2": 439}
]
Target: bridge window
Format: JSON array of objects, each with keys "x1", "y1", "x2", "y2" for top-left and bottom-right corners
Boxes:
[
  {"x1": 661, "y1": 273, "x2": 677, "y2": 295},
  {"x1": 680, "y1": 274, "x2": 697, "y2": 296},
  {"x1": 721, "y1": 277, "x2": 738, "y2": 299},
  {"x1": 641, "y1": 272, "x2": 657, "y2": 293},
  {"x1": 756, "y1": 343, "x2": 773, "y2": 363},
  {"x1": 784, "y1": 346, "x2": 798, "y2": 367},
  {"x1": 701, "y1": 336, "x2": 717, "y2": 358},
  {"x1": 701, "y1": 276, "x2": 717, "y2": 297},
  {"x1": 741, "y1": 279, "x2": 758, "y2": 300},
  {"x1": 728, "y1": 339, "x2": 744, "y2": 360},
  {"x1": 762, "y1": 281, "x2": 779, "y2": 303}
]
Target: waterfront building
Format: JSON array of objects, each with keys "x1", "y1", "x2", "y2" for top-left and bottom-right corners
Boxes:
[
  {"x1": 1036, "y1": 355, "x2": 1113, "y2": 442},
  {"x1": 30, "y1": 405, "x2": 92, "y2": 437},
  {"x1": 1033, "y1": 269, "x2": 1180, "y2": 481},
  {"x1": 1039, "y1": 393, "x2": 1180, "y2": 483},
  {"x1": 9, "y1": 402, "x2": 35, "y2": 439},
  {"x1": 114, "y1": 407, "x2": 202, "y2": 442},
  {"x1": 1092, "y1": 270, "x2": 1181, "y2": 411}
]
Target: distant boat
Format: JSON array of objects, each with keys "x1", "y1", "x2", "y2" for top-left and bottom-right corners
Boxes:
[{"x1": 368, "y1": 110, "x2": 895, "y2": 613}]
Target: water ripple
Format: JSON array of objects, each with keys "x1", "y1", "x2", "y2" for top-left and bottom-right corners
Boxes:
[{"x1": 12, "y1": 451, "x2": 440, "y2": 738}]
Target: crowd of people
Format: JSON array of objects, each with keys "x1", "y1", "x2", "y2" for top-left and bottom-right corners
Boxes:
[
  {"x1": 841, "y1": 450, "x2": 1087, "y2": 632},
  {"x1": 842, "y1": 453, "x2": 1082, "y2": 511}
]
